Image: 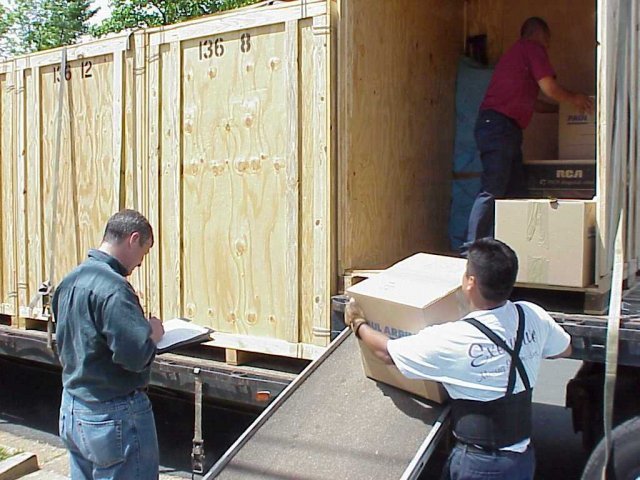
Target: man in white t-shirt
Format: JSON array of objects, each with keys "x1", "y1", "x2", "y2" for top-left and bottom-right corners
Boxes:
[{"x1": 346, "y1": 238, "x2": 572, "y2": 480}]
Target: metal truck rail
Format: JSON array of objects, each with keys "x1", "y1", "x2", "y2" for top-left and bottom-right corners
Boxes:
[{"x1": 0, "y1": 326, "x2": 295, "y2": 410}]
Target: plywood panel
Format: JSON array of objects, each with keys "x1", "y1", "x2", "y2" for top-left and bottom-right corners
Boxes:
[
  {"x1": 179, "y1": 22, "x2": 297, "y2": 341},
  {"x1": 2, "y1": 0, "x2": 331, "y2": 357},
  {"x1": 15, "y1": 71, "x2": 28, "y2": 310},
  {"x1": 159, "y1": 42, "x2": 183, "y2": 321},
  {"x1": 339, "y1": 0, "x2": 463, "y2": 271},
  {"x1": 310, "y1": 13, "x2": 331, "y2": 344},
  {"x1": 299, "y1": 18, "x2": 318, "y2": 344},
  {"x1": 146, "y1": 42, "x2": 162, "y2": 318},
  {"x1": 25, "y1": 67, "x2": 44, "y2": 313},
  {"x1": 466, "y1": 0, "x2": 505, "y2": 65},
  {"x1": 127, "y1": 34, "x2": 147, "y2": 308},
  {"x1": 298, "y1": 14, "x2": 331, "y2": 347},
  {"x1": 0, "y1": 69, "x2": 17, "y2": 316},
  {"x1": 40, "y1": 55, "x2": 120, "y2": 287}
]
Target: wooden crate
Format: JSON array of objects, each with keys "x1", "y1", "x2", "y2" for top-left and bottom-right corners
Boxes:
[
  {"x1": 10, "y1": 32, "x2": 139, "y2": 319},
  {"x1": 0, "y1": 60, "x2": 17, "y2": 319},
  {"x1": 139, "y1": 0, "x2": 330, "y2": 360},
  {"x1": 0, "y1": 0, "x2": 637, "y2": 359}
]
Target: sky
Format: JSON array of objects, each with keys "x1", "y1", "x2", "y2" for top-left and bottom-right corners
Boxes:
[{"x1": 90, "y1": 0, "x2": 111, "y2": 26}]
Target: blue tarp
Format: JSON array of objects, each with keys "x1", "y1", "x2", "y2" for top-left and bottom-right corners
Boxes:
[{"x1": 448, "y1": 57, "x2": 494, "y2": 251}]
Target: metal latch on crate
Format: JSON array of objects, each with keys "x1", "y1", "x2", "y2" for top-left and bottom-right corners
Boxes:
[
  {"x1": 191, "y1": 368, "x2": 205, "y2": 477},
  {"x1": 27, "y1": 280, "x2": 57, "y2": 352}
]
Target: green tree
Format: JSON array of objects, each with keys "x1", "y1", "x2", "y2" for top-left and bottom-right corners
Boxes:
[
  {"x1": 0, "y1": 5, "x2": 9, "y2": 37},
  {"x1": 2, "y1": 0, "x2": 96, "y2": 55},
  {"x1": 91, "y1": 0, "x2": 259, "y2": 37},
  {"x1": 0, "y1": 4, "x2": 12, "y2": 58}
]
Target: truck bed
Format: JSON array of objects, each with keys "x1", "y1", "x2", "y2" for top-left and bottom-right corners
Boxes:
[
  {"x1": 0, "y1": 325, "x2": 295, "y2": 409},
  {"x1": 551, "y1": 281, "x2": 640, "y2": 367}
]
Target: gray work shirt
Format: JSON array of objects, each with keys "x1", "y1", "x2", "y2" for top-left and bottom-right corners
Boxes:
[{"x1": 52, "y1": 249, "x2": 157, "y2": 402}]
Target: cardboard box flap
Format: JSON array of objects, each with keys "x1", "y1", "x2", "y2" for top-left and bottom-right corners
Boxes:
[{"x1": 346, "y1": 253, "x2": 467, "y2": 308}]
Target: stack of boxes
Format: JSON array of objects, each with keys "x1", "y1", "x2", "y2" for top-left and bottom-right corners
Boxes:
[
  {"x1": 495, "y1": 99, "x2": 597, "y2": 288},
  {"x1": 525, "y1": 99, "x2": 597, "y2": 199}
]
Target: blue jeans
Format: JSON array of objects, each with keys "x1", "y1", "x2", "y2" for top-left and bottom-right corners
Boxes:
[
  {"x1": 59, "y1": 389, "x2": 159, "y2": 480},
  {"x1": 442, "y1": 443, "x2": 535, "y2": 480},
  {"x1": 463, "y1": 110, "x2": 525, "y2": 252}
]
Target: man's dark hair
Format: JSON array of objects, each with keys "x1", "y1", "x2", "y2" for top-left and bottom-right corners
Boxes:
[
  {"x1": 467, "y1": 238, "x2": 519, "y2": 303},
  {"x1": 520, "y1": 17, "x2": 550, "y2": 38},
  {"x1": 103, "y1": 209, "x2": 153, "y2": 246}
]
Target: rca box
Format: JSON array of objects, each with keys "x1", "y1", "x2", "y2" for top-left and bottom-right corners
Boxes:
[
  {"x1": 347, "y1": 253, "x2": 470, "y2": 403},
  {"x1": 559, "y1": 99, "x2": 596, "y2": 159},
  {"x1": 495, "y1": 199, "x2": 596, "y2": 287},
  {"x1": 524, "y1": 159, "x2": 595, "y2": 199}
]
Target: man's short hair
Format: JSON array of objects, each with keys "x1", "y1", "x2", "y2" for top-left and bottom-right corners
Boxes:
[
  {"x1": 467, "y1": 238, "x2": 519, "y2": 303},
  {"x1": 103, "y1": 209, "x2": 153, "y2": 246},
  {"x1": 520, "y1": 17, "x2": 550, "y2": 38}
]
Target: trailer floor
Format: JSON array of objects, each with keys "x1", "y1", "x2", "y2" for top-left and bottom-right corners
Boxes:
[{"x1": 210, "y1": 331, "x2": 447, "y2": 480}]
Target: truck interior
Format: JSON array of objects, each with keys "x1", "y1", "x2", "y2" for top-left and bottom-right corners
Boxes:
[{"x1": 337, "y1": 0, "x2": 597, "y2": 279}]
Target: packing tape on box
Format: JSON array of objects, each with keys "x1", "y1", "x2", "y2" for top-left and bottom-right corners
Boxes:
[
  {"x1": 527, "y1": 255, "x2": 549, "y2": 283},
  {"x1": 526, "y1": 202, "x2": 550, "y2": 249}
]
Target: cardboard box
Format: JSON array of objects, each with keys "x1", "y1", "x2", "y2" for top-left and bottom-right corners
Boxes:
[
  {"x1": 346, "y1": 253, "x2": 470, "y2": 403},
  {"x1": 524, "y1": 159, "x2": 595, "y2": 199},
  {"x1": 495, "y1": 199, "x2": 596, "y2": 287},
  {"x1": 558, "y1": 99, "x2": 596, "y2": 159}
]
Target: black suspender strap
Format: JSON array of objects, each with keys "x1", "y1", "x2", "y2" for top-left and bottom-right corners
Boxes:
[{"x1": 464, "y1": 304, "x2": 531, "y2": 394}]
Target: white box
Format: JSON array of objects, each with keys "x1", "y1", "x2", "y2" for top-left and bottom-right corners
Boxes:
[
  {"x1": 558, "y1": 99, "x2": 596, "y2": 159},
  {"x1": 347, "y1": 253, "x2": 470, "y2": 403},
  {"x1": 495, "y1": 199, "x2": 596, "y2": 287}
]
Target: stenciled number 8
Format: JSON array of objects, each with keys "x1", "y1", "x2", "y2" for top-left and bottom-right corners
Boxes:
[{"x1": 241, "y1": 33, "x2": 251, "y2": 53}]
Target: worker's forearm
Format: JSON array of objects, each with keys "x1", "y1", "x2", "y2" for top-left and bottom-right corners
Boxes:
[
  {"x1": 538, "y1": 77, "x2": 577, "y2": 104},
  {"x1": 356, "y1": 324, "x2": 394, "y2": 365}
]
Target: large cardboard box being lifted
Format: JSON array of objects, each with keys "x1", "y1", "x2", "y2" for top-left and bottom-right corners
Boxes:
[{"x1": 346, "y1": 254, "x2": 470, "y2": 403}]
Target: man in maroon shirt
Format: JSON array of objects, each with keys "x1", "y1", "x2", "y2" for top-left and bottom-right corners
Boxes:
[{"x1": 463, "y1": 17, "x2": 594, "y2": 256}]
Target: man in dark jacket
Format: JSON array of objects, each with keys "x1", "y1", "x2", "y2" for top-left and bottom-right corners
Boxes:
[{"x1": 53, "y1": 209, "x2": 164, "y2": 480}]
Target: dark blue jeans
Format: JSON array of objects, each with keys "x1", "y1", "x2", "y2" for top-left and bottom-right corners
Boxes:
[
  {"x1": 463, "y1": 110, "x2": 525, "y2": 252},
  {"x1": 59, "y1": 389, "x2": 159, "y2": 480},
  {"x1": 442, "y1": 443, "x2": 535, "y2": 480}
]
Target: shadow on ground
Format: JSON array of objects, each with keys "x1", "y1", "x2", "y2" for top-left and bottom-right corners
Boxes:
[{"x1": 0, "y1": 356, "x2": 257, "y2": 476}]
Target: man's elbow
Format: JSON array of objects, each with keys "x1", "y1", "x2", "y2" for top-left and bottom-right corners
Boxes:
[
  {"x1": 374, "y1": 348, "x2": 395, "y2": 365},
  {"x1": 538, "y1": 77, "x2": 563, "y2": 102},
  {"x1": 114, "y1": 346, "x2": 156, "y2": 372}
]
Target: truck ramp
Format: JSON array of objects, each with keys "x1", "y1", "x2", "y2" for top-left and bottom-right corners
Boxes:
[{"x1": 205, "y1": 329, "x2": 449, "y2": 480}]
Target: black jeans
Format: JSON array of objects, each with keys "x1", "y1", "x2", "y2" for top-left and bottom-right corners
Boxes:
[{"x1": 463, "y1": 110, "x2": 525, "y2": 252}]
